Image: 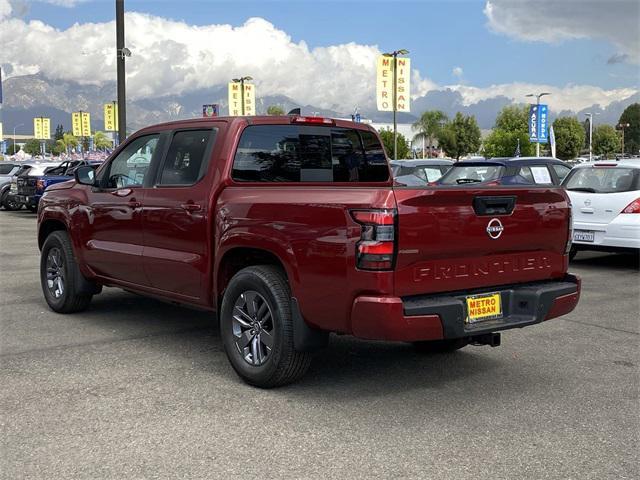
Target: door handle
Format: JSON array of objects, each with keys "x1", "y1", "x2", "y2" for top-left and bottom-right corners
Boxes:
[
  {"x1": 580, "y1": 207, "x2": 594, "y2": 214},
  {"x1": 128, "y1": 199, "x2": 142, "y2": 208},
  {"x1": 181, "y1": 203, "x2": 202, "y2": 212}
]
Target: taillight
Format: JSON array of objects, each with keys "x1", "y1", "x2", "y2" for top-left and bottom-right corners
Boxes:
[
  {"x1": 621, "y1": 198, "x2": 640, "y2": 214},
  {"x1": 350, "y1": 209, "x2": 396, "y2": 270},
  {"x1": 565, "y1": 202, "x2": 573, "y2": 254}
]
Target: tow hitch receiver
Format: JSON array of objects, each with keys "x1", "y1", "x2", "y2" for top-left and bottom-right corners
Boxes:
[{"x1": 470, "y1": 332, "x2": 501, "y2": 347}]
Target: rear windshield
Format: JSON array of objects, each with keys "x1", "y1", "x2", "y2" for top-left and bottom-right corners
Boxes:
[
  {"x1": 232, "y1": 125, "x2": 389, "y2": 183},
  {"x1": 438, "y1": 165, "x2": 504, "y2": 185},
  {"x1": 564, "y1": 167, "x2": 638, "y2": 193},
  {"x1": 395, "y1": 165, "x2": 448, "y2": 182}
]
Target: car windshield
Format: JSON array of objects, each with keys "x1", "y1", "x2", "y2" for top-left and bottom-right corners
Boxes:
[
  {"x1": 564, "y1": 167, "x2": 638, "y2": 193},
  {"x1": 0, "y1": 164, "x2": 16, "y2": 175},
  {"x1": 439, "y1": 165, "x2": 503, "y2": 185}
]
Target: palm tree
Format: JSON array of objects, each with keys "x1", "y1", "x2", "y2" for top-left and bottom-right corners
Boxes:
[
  {"x1": 93, "y1": 131, "x2": 113, "y2": 150},
  {"x1": 59, "y1": 133, "x2": 79, "y2": 154},
  {"x1": 412, "y1": 110, "x2": 448, "y2": 158}
]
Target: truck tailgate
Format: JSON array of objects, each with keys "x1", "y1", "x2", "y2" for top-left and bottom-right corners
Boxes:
[{"x1": 393, "y1": 186, "x2": 570, "y2": 297}]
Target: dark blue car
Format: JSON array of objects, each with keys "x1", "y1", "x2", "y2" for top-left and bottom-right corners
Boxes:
[{"x1": 436, "y1": 157, "x2": 572, "y2": 186}]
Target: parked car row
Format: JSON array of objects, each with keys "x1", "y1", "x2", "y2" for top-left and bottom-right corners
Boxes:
[{"x1": 1, "y1": 160, "x2": 103, "y2": 211}]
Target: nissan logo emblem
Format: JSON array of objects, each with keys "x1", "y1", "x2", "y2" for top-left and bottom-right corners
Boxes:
[{"x1": 486, "y1": 218, "x2": 504, "y2": 239}]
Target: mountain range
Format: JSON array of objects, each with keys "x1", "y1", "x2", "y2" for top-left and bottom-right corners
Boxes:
[{"x1": 1, "y1": 74, "x2": 637, "y2": 136}]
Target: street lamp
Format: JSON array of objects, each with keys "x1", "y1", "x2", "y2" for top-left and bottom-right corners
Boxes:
[
  {"x1": 116, "y1": 0, "x2": 130, "y2": 144},
  {"x1": 231, "y1": 76, "x2": 253, "y2": 116},
  {"x1": 526, "y1": 92, "x2": 551, "y2": 157},
  {"x1": 585, "y1": 112, "x2": 599, "y2": 162},
  {"x1": 617, "y1": 122, "x2": 630, "y2": 157},
  {"x1": 382, "y1": 49, "x2": 409, "y2": 159},
  {"x1": 11, "y1": 123, "x2": 24, "y2": 154}
]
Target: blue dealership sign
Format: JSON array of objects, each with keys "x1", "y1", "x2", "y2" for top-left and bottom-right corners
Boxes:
[{"x1": 529, "y1": 104, "x2": 549, "y2": 144}]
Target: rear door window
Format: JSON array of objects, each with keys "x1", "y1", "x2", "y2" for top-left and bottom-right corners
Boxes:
[
  {"x1": 158, "y1": 129, "x2": 217, "y2": 185},
  {"x1": 232, "y1": 125, "x2": 389, "y2": 183},
  {"x1": 439, "y1": 165, "x2": 504, "y2": 185},
  {"x1": 552, "y1": 164, "x2": 571, "y2": 183},
  {"x1": 530, "y1": 165, "x2": 553, "y2": 184}
]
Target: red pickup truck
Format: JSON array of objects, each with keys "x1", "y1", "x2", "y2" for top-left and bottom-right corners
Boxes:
[{"x1": 37, "y1": 116, "x2": 580, "y2": 387}]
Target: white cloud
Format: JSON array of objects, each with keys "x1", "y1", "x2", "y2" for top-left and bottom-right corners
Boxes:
[
  {"x1": 448, "y1": 82, "x2": 637, "y2": 112},
  {"x1": 484, "y1": 0, "x2": 640, "y2": 64},
  {"x1": 452, "y1": 66, "x2": 463, "y2": 78},
  {"x1": 0, "y1": 0, "x2": 12, "y2": 20},
  {"x1": 0, "y1": 7, "x2": 636, "y2": 114},
  {"x1": 0, "y1": 12, "x2": 435, "y2": 110}
]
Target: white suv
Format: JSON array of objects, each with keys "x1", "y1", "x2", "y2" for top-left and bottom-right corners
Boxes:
[{"x1": 563, "y1": 159, "x2": 640, "y2": 259}]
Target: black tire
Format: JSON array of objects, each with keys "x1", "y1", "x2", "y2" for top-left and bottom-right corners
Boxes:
[
  {"x1": 412, "y1": 338, "x2": 469, "y2": 353},
  {"x1": 220, "y1": 265, "x2": 312, "y2": 388},
  {"x1": 569, "y1": 246, "x2": 578, "y2": 261},
  {"x1": 40, "y1": 231, "x2": 93, "y2": 313},
  {"x1": 27, "y1": 205, "x2": 38, "y2": 213},
  {"x1": 1, "y1": 190, "x2": 21, "y2": 211}
]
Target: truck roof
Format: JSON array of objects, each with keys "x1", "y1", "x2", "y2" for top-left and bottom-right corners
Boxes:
[{"x1": 136, "y1": 115, "x2": 377, "y2": 135}]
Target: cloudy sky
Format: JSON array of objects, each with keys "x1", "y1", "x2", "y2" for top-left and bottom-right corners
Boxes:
[{"x1": 1, "y1": 0, "x2": 638, "y2": 113}]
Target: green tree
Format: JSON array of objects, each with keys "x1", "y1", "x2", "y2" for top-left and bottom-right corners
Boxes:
[
  {"x1": 7, "y1": 143, "x2": 21, "y2": 155},
  {"x1": 552, "y1": 117, "x2": 585, "y2": 160},
  {"x1": 54, "y1": 124, "x2": 64, "y2": 141},
  {"x1": 23, "y1": 139, "x2": 42, "y2": 156},
  {"x1": 593, "y1": 125, "x2": 620, "y2": 159},
  {"x1": 412, "y1": 110, "x2": 447, "y2": 157},
  {"x1": 93, "y1": 131, "x2": 113, "y2": 150},
  {"x1": 437, "y1": 112, "x2": 482, "y2": 160},
  {"x1": 618, "y1": 103, "x2": 640, "y2": 155},
  {"x1": 378, "y1": 128, "x2": 410, "y2": 159},
  {"x1": 266, "y1": 105, "x2": 285, "y2": 116},
  {"x1": 482, "y1": 105, "x2": 535, "y2": 158},
  {"x1": 51, "y1": 140, "x2": 66, "y2": 156}
]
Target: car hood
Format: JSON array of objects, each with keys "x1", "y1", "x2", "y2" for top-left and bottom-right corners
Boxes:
[{"x1": 46, "y1": 179, "x2": 76, "y2": 191}]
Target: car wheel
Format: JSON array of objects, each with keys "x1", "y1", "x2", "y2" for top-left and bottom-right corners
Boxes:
[
  {"x1": 27, "y1": 205, "x2": 38, "y2": 213},
  {"x1": 412, "y1": 338, "x2": 469, "y2": 353},
  {"x1": 40, "y1": 231, "x2": 93, "y2": 313},
  {"x1": 1, "y1": 191, "x2": 21, "y2": 211},
  {"x1": 220, "y1": 265, "x2": 312, "y2": 388},
  {"x1": 569, "y1": 246, "x2": 578, "y2": 261}
]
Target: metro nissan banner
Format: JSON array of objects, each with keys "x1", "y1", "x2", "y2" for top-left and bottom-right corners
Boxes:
[
  {"x1": 228, "y1": 82, "x2": 256, "y2": 116},
  {"x1": 376, "y1": 56, "x2": 411, "y2": 112}
]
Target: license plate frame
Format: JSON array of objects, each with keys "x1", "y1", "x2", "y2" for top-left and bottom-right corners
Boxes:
[
  {"x1": 465, "y1": 292, "x2": 503, "y2": 324},
  {"x1": 573, "y1": 230, "x2": 595, "y2": 243}
]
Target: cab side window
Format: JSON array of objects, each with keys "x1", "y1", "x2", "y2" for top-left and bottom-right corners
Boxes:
[
  {"x1": 552, "y1": 164, "x2": 571, "y2": 183},
  {"x1": 158, "y1": 129, "x2": 217, "y2": 186},
  {"x1": 103, "y1": 134, "x2": 160, "y2": 188}
]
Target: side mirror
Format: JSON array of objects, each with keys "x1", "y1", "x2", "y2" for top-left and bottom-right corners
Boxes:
[{"x1": 74, "y1": 166, "x2": 96, "y2": 186}]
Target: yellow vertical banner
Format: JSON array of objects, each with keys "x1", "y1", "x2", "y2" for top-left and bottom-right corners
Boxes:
[
  {"x1": 395, "y1": 57, "x2": 411, "y2": 113},
  {"x1": 0, "y1": 122, "x2": 3, "y2": 142},
  {"x1": 376, "y1": 56, "x2": 393, "y2": 112},
  {"x1": 42, "y1": 117, "x2": 51, "y2": 139},
  {"x1": 376, "y1": 56, "x2": 411, "y2": 112},
  {"x1": 228, "y1": 82, "x2": 242, "y2": 116},
  {"x1": 72, "y1": 112, "x2": 82, "y2": 137},
  {"x1": 34, "y1": 117, "x2": 42, "y2": 139},
  {"x1": 81, "y1": 112, "x2": 91, "y2": 137},
  {"x1": 104, "y1": 103, "x2": 118, "y2": 131},
  {"x1": 243, "y1": 83, "x2": 256, "y2": 116}
]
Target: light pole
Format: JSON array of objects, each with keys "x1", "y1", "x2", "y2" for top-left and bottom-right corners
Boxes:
[
  {"x1": 12, "y1": 123, "x2": 24, "y2": 153},
  {"x1": 231, "y1": 76, "x2": 253, "y2": 116},
  {"x1": 526, "y1": 92, "x2": 551, "y2": 156},
  {"x1": 585, "y1": 112, "x2": 599, "y2": 162},
  {"x1": 617, "y1": 122, "x2": 630, "y2": 157},
  {"x1": 116, "y1": 0, "x2": 130, "y2": 143},
  {"x1": 382, "y1": 49, "x2": 409, "y2": 160}
]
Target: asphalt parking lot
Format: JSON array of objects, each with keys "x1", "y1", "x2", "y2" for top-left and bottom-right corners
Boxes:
[{"x1": 1, "y1": 210, "x2": 638, "y2": 480}]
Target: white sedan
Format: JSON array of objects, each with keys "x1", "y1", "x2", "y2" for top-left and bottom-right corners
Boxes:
[{"x1": 563, "y1": 159, "x2": 640, "y2": 259}]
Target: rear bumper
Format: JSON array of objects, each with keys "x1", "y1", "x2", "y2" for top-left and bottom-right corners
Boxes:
[
  {"x1": 350, "y1": 274, "x2": 581, "y2": 342},
  {"x1": 573, "y1": 217, "x2": 640, "y2": 250}
]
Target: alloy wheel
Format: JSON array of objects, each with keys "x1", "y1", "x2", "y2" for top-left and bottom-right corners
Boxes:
[
  {"x1": 45, "y1": 247, "x2": 65, "y2": 299},
  {"x1": 232, "y1": 291, "x2": 274, "y2": 366}
]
